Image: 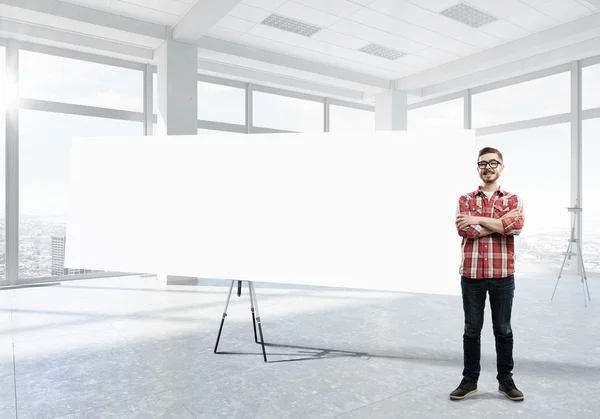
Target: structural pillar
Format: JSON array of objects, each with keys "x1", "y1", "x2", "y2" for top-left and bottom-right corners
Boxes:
[
  {"x1": 375, "y1": 90, "x2": 408, "y2": 130},
  {"x1": 155, "y1": 30, "x2": 199, "y2": 285},
  {"x1": 155, "y1": 29, "x2": 198, "y2": 136}
]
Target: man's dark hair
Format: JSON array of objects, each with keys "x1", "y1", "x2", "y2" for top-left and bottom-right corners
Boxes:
[{"x1": 478, "y1": 147, "x2": 503, "y2": 162}]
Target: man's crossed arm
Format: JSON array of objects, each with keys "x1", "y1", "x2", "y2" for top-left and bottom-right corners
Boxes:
[{"x1": 455, "y1": 196, "x2": 524, "y2": 239}]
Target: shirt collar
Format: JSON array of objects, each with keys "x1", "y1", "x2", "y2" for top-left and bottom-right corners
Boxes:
[{"x1": 475, "y1": 185, "x2": 506, "y2": 197}]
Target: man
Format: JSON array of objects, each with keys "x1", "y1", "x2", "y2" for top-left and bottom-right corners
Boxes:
[{"x1": 450, "y1": 147, "x2": 525, "y2": 402}]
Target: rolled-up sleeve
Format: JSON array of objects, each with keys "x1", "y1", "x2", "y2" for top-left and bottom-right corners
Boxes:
[
  {"x1": 456, "y1": 195, "x2": 481, "y2": 239},
  {"x1": 502, "y1": 195, "x2": 525, "y2": 235}
]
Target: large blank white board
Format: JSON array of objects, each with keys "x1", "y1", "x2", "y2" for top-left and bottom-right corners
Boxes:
[{"x1": 65, "y1": 131, "x2": 476, "y2": 296}]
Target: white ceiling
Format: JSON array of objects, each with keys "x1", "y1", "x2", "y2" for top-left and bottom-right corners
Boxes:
[{"x1": 2, "y1": 0, "x2": 600, "y2": 103}]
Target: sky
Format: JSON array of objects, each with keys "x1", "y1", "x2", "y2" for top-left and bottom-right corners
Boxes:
[{"x1": 0, "y1": 47, "x2": 600, "y2": 237}]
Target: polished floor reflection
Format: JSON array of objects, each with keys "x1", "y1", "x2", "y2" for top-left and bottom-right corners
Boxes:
[{"x1": 0, "y1": 273, "x2": 598, "y2": 418}]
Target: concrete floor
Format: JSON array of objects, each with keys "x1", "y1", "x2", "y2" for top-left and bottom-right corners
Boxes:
[{"x1": 0, "y1": 272, "x2": 598, "y2": 419}]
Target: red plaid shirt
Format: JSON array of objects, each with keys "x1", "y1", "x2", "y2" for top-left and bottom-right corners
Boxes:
[{"x1": 456, "y1": 186, "x2": 525, "y2": 278}]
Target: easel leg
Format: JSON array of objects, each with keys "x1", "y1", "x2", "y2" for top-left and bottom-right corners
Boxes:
[
  {"x1": 214, "y1": 280, "x2": 235, "y2": 353},
  {"x1": 552, "y1": 241, "x2": 571, "y2": 301},
  {"x1": 576, "y1": 239, "x2": 592, "y2": 306},
  {"x1": 249, "y1": 281, "x2": 267, "y2": 363},
  {"x1": 248, "y1": 281, "x2": 258, "y2": 343}
]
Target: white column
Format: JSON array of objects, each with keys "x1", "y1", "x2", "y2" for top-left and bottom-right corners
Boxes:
[
  {"x1": 375, "y1": 90, "x2": 407, "y2": 130},
  {"x1": 155, "y1": 29, "x2": 198, "y2": 136},
  {"x1": 571, "y1": 60, "x2": 583, "y2": 276},
  {"x1": 155, "y1": 31, "x2": 199, "y2": 285}
]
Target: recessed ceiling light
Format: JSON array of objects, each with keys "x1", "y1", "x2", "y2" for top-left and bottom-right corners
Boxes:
[
  {"x1": 358, "y1": 43, "x2": 406, "y2": 60},
  {"x1": 261, "y1": 14, "x2": 323, "y2": 37},
  {"x1": 440, "y1": 3, "x2": 497, "y2": 28}
]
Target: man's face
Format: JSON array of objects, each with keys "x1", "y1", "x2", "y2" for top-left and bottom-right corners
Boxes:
[{"x1": 477, "y1": 153, "x2": 504, "y2": 184}]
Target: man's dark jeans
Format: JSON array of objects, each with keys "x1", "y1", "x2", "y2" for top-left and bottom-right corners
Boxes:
[{"x1": 461, "y1": 275, "x2": 515, "y2": 384}]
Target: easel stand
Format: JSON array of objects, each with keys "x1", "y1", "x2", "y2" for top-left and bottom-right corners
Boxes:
[
  {"x1": 214, "y1": 280, "x2": 268, "y2": 362},
  {"x1": 552, "y1": 204, "x2": 592, "y2": 307}
]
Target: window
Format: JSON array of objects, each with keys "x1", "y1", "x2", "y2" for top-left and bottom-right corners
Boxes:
[
  {"x1": 472, "y1": 72, "x2": 570, "y2": 127},
  {"x1": 18, "y1": 110, "x2": 142, "y2": 279},
  {"x1": 0, "y1": 47, "x2": 5, "y2": 282},
  {"x1": 198, "y1": 81, "x2": 245, "y2": 124},
  {"x1": 583, "y1": 119, "x2": 600, "y2": 274},
  {"x1": 329, "y1": 105, "x2": 374, "y2": 132},
  {"x1": 583, "y1": 64, "x2": 600, "y2": 110},
  {"x1": 475, "y1": 124, "x2": 571, "y2": 273},
  {"x1": 19, "y1": 51, "x2": 143, "y2": 112},
  {"x1": 253, "y1": 91, "x2": 323, "y2": 132},
  {"x1": 408, "y1": 98, "x2": 463, "y2": 131}
]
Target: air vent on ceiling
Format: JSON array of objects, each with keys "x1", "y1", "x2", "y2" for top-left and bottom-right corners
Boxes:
[
  {"x1": 440, "y1": 3, "x2": 497, "y2": 28},
  {"x1": 358, "y1": 43, "x2": 406, "y2": 60},
  {"x1": 261, "y1": 14, "x2": 323, "y2": 37}
]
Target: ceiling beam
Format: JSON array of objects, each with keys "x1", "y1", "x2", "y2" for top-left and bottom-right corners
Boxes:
[
  {"x1": 0, "y1": 0, "x2": 165, "y2": 39},
  {"x1": 421, "y1": 35, "x2": 600, "y2": 98},
  {"x1": 0, "y1": 18, "x2": 153, "y2": 62},
  {"x1": 196, "y1": 58, "x2": 366, "y2": 101},
  {"x1": 172, "y1": 0, "x2": 243, "y2": 44},
  {"x1": 197, "y1": 37, "x2": 392, "y2": 89},
  {"x1": 395, "y1": 12, "x2": 600, "y2": 91}
]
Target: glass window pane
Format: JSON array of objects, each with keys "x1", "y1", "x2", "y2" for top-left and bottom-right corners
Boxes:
[
  {"x1": 474, "y1": 124, "x2": 571, "y2": 274},
  {"x1": 583, "y1": 64, "x2": 600, "y2": 110},
  {"x1": 583, "y1": 118, "x2": 600, "y2": 274},
  {"x1": 253, "y1": 91, "x2": 323, "y2": 132},
  {"x1": 408, "y1": 98, "x2": 463, "y2": 130},
  {"x1": 19, "y1": 51, "x2": 143, "y2": 112},
  {"x1": 198, "y1": 82, "x2": 245, "y2": 124},
  {"x1": 472, "y1": 72, "x2": 570, "y2": 128},
  {"x1": 19, "y1": 110, "x2": 143, "y2": 279},
  {"x1": 0, "y1": 47, "x2": 5, "y2": 282},
  {"x1": 329, "y1": 105, "x2": 374, "y2": 132}
]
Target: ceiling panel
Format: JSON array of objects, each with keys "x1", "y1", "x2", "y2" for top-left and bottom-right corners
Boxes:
[
  {"x1": 237, "y1": 32, "x2": 406, "y2": 78},
  {"x1": 469, "y1": 0, "x2": 539, "y2": 19},
  {"x1": 110, "y1": 0, "x2": 179, "y2": 25},
  {"x1": 295, "y1": 0, "x2": 364, "y2": 17},
  {"x1": 328, "y1": 19, "x2": 429, "y2": 53},
  {"x1": 311, "y1": 29, "x2": 369, "y2": 49},
  {"x1": 404, "y1": 0, "x2": 460, "y2": 12},
  {"x1": 414, "y1": 46, "x2": 461, "y2": 64},
  {"x1": 346, "y1": 8, "x2": 482, "y2": 56},
  {"x1": 246, "y1": 24, "x2": 415, "y2": 73},
  {"x1": 241, "y1": 0, "x2": 289, "y2": 11},
  {"x1": 275, "y1": 1, "x2": 343, "y2": 27},
  {"x1": 216, "y1": 15, "x2": 259, "y2": 33},
  {"x1": 120, "y1": 0, "x2": 191, "y2": 15},
  {"x1": 478, "y1": 19, "x2": 532, "y2": 41},
  {"x1": 534, "y1": 0, "x2": 594, "y2": 20},
  {"x1": 228, "y1": 3, "x2": 271, "y2": 23},
  {"x1": 367, "y1": 0, "x2": 504, "y2": 49},
  {"x1": 504, "y1": 4, "x2": 558, "y2": 31}
]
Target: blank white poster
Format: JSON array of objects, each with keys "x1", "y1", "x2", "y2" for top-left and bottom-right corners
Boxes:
[{"x1": 65, "y1": 130, "x2": 476, "y2": 296}]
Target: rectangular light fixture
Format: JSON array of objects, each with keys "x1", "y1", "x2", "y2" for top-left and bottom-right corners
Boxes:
[
  {"x1": 261, "y1": 14, "x2": 323, "y2": 37},
  {"x1": 358, "y1": 43, "x2": 406, "y2": 60},
  {"x1": 440, "y1": 3, "x2": 497, "y2": 28}
]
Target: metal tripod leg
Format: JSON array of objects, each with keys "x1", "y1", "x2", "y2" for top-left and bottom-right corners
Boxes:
[
  {"x1": 575, "y1": 238, "x2": 592, "y2": 307},
  {"x1": 552, "y1": 227, "x2": 573, "y2": 301},
  {"x1": 249, "y1": 281, "x2": 267, "y2": 362},
  {"x1": 248, "y1": 281, "x2": 258, "y2": 343},
  {"x1": 214, "y1": 280, "x2": 235, "y2": 353}
]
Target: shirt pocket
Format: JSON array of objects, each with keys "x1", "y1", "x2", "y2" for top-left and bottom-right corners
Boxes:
[
  {"x1": 493, "y1": 203, "x2": 510, "y2": 218},
  {"x1": 469, "y1": 201, "x2": 483, "y2": 215}
]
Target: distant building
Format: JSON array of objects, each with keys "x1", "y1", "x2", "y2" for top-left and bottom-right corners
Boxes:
[{"x1": 51, "y1": 235, "x2": 93, "y2": 276}]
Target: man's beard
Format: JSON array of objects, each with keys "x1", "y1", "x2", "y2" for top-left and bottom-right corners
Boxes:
[{"x1": 481, "y1": 171, "x2": 498, "y2": 183}]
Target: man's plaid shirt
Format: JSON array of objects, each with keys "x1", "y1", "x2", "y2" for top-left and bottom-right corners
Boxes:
[{"x1": 456, "y1": 186, "x2": 525, "y2": 279}]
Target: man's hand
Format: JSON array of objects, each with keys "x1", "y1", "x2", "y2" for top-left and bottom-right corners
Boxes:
[{"x1": 456, "y1": 214, "x2": 480, "y2": 230}]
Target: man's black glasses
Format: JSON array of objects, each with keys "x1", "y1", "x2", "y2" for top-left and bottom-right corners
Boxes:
[{"x1": 478, "y1": 159, "x2": 502, "y2": 169}]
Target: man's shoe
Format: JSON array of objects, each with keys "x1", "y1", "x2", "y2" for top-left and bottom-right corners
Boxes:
[
  {"x1": 499, "y1": 379, "x2": 524, "y2": 401},
  {"x1": 449, "y1": 378, "x2": 477, "y2": 400}
]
